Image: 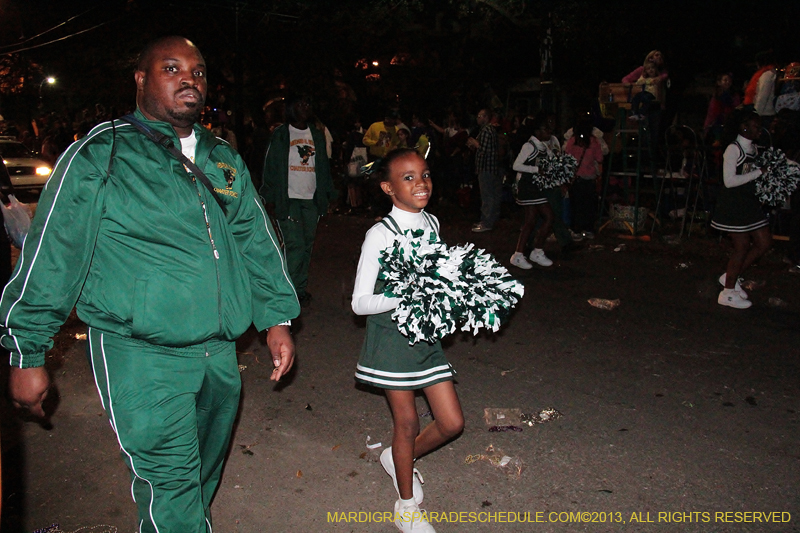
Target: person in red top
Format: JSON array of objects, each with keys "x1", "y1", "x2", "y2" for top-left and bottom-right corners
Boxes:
[
  {"x1": 704, "y1": 73, "x2": 741, "y2": 139},
  {"x1": 743, "y1": 51, "x2": 777, "y2": 128},
  {"x1": 564, "y1": 115, "x2": 604, "y2": 237}
]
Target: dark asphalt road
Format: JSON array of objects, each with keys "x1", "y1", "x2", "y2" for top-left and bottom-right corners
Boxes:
[{"x1": 2, "y1": 208, "x2": 798, "y2": 532}]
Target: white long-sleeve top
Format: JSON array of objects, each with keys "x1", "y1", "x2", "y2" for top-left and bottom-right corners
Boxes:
[
  {"x1": 512, "y1": 135, "x2": 551, "y2": 175},
  {"x1": 723, "y1": 135, "x2": 762, "y2": 188},
  {"x1": 351, "y1": 206, "x2": 440, "y2": 316},
  {"x1": 754, "y1": 70, "x2": 776, "y2": 117}
]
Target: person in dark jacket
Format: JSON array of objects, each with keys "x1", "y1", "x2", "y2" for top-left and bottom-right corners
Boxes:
[{"x1": 261, "y1": 93, "x2": 335, "y2": 307}]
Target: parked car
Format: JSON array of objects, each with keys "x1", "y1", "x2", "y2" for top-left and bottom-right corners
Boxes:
[{"x1": 0, "y1": 137, "x2": 52, "y2": 191}]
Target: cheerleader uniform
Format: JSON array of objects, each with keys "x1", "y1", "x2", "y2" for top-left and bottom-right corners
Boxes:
[
  {"x1": 513, "y1": 135, "x2": 552, "y2": 206},
  {"x1": 711, "y1": 135, "x2": 767, "y2": 233},
  {"x1": 352, "y1": 206, "x2": 454, "y2": 390}
]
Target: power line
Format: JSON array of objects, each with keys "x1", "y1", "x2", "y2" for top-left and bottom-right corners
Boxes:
[
  {"x1": 0, "y1": 7, "x2": 98, "y2": 50},
  {"x1": 2, "y1": 19, "x2": 115, "y2": 56}
]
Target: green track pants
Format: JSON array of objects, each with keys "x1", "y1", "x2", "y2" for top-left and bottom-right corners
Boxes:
[
  {"x1": 88, "y1": 328, "x2": 241, "y2": 533},
  {"x1": 278, "y1": 198, "x2": 319, "y2": 299}
]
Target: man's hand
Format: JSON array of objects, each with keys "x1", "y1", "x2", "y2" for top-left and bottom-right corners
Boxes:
[
  {"x1": 266, "y1": 325, "x2": 295, "y2": 382},
  {"x1": 9, "y1": 366, "x2": 50, "y2": 417},
  {"x1": 466, "y1": 137, "x2": 480, "y2": 150}
]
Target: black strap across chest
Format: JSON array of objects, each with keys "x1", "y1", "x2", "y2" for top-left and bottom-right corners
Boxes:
[{"x1": 120, "y1": 114, "x2": 227, "y2": 215}]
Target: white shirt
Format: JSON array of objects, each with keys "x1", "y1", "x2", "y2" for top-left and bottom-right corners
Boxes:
[
  {"x1": 754, "y1": 70, "x2": 776, "y2": 117},
  {"x1": 351, "y1": 206, "x2": 439, "y2": 316},
  {"x1": 287, "y1": 124, "x2": 317, "y2": 200},
  {"x1": 179, "y1": 130, "x2": 197, "y2": 162}
]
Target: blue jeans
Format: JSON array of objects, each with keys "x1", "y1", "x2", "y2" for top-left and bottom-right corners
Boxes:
[{"x1": 478, "y1": 170, "x2": 502, "y2": 228}]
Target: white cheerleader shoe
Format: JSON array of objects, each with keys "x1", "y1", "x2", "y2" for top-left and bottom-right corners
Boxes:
[{"x1": 381, "y1": 447, "x2": 424, "y2": 505}]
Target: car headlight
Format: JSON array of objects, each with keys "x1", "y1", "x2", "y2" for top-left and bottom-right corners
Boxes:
[{"x1": 36, "y1": 166, "x2": 51, "y2": 176}]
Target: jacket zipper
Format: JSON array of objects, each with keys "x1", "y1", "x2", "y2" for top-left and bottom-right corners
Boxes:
[{"x1": 191, "y1": 141, "x2": 224, "y2": 334}]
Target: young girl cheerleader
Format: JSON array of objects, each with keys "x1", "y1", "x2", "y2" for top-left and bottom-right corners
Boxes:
[
  {"x1": 352, "y1": 148, "x2": 464, "y2": 532},
  {"x1": 710, "y1": 110, "x2": 771, "y2": 309},
  {"x1": 510, "y1": 114, "x2": 555, "y2": 269}
]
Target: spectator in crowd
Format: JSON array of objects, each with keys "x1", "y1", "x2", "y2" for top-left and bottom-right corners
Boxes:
[
  {"x1": 468, "y1": 109, "x2": 501, "y2": 233},
  {"x1": 744, "y1": 51, "x2": 777, "y2": 128},
  {"x1": 775, "y1": 62, "x2": 800, "y2": 114},
  {"x1": 394, "y1": 124, "x2": 412, "y2": 150},
  {"x1": 342, "y1": 116, "x2": 368, "y2": 213},
  {"x1": 432, "y1": 112, "x2": 470, "y2": 204},
  {"x1": 622, "y1": 50, "x2": 669, "y2": 85},
  {"x1": 564, "y1": 115, "x2": 604, "y2": 238},
  {"x1": 629, "y1": 60, "x2": 665, "y2": 121},
  {"x1": 363, "y1": 110, "x2": 400, "y2": 161},
  {"x1": 704, "y1": 73, "x2": 741, "y2": 140}
]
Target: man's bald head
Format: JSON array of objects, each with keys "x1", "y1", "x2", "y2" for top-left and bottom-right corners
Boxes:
[
  {"x1": 134, "y1": 36, "x2": 207, "y2": 136},
  {"x1": 137, "y1": 36, "x2": 202, "y2": 73}
]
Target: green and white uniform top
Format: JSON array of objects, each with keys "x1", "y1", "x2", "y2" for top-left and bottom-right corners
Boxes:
[
  {"x1": 711, "y1": 135, "x2": 768, "y2": 233},
  {"x1": 512, "y1": 135, "x2": 551, "y2": 206},
  {"x1": 352, "y1": 206, "x2": 453, "y2": 390}
]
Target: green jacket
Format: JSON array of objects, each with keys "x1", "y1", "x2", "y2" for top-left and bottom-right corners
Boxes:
[
  {"x1": 1, "y1": 109, "x2": 300, "y2": 368},
  {"x1": 260, "y1": 123, "x2": 335, "y2": 218}
]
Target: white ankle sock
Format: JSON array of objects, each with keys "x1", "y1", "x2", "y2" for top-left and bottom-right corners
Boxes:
[{"x1": 399, "y1": 497, "x2": 416, "y2": 507}]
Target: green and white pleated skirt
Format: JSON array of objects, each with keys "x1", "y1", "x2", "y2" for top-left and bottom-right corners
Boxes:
[{"x1": 355, "y1": 311, "x2": 454, "y2": 390}]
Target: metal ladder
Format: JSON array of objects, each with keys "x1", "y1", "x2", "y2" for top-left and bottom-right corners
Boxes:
[{"x1": 597, "y1": 106, "x2": 659, "y2": 235}]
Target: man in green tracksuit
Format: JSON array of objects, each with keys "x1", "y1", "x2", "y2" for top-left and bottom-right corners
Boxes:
[
  {"x1": 261, "y1": 93, "x2": 334, "y2": 307},
  {"x1": 2, "y1": 36, "x2": 300, "y2": 533}
]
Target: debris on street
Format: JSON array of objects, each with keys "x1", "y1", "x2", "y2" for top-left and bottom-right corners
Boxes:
[
  {"x1": 465, "y1": 445, "x2": 524, "y2": 477},
  {"x1": 521, "y1": 408, "x2": 563, "y2": 426},
  {"x1": 741, "y1": 279, "x2": 766, "y2": 291},
  {"x1": 768, "y1": 297, "x2": 788, "y2": 308},
  {"x1": 588, "y1": 298, "x2": 620, "y2": 310},
  {"x1": 483, "y1": 408, "x2": 523, "y2": 426}
]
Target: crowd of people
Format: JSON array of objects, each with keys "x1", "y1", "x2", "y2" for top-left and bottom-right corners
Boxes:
[{"x1": 1, "y1": 35, "x2": 800, "y2": 533}]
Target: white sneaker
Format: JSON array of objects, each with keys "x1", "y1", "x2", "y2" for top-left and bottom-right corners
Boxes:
[
  {"x1": 529, "y1": 248, "x2": 553, "y2": 267},
  {"x1": 381, "y1": 447, "x2": 424, "y2": 505},
  {"x1": 718, "y1": 288, "x2": 752, "y2": 309},
  {"x1": 394, "y1": 499, "x2": 436, "y2": 532},
  {"x1": 510, "y1": 252, "x2": 532, "y2": 269},
  {"x1": 718, "y1": 273, "x2": 747, "y2": 299}
]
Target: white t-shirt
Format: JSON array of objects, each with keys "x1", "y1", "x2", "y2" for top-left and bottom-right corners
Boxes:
[
  {"x1": 179, "y1": 130, "x2": 197, "y2": 163},
  {"x1": 288, "y1": 124, "x2": 317, "y2": 200}
]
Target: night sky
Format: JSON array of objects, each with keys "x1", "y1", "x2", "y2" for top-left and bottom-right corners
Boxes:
[{"x1": 0, "y1": 0, "x2": 795, "y2": 130}]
